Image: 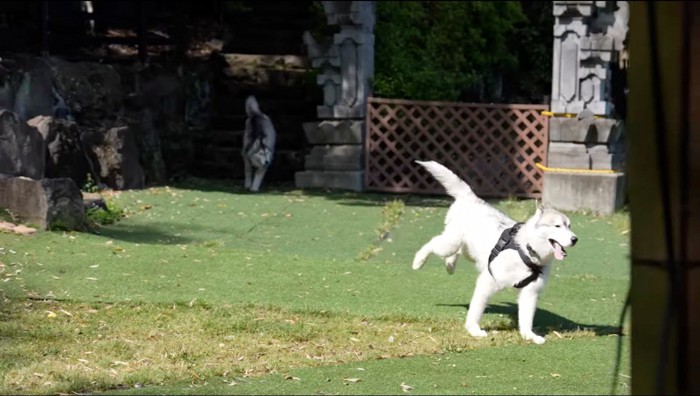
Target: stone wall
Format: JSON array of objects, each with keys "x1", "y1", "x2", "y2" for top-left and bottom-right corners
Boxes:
[{"x1": 0, "y1": 54, "x2": 214, "y2": 229}]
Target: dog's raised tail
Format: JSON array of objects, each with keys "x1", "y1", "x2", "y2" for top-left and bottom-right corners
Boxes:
[
  {"x1": 245, "y1": 95, "x2": 261, "y2": 117},
  {"x1": 415, "y1": 160, "x2": 475, "y2": 199}
]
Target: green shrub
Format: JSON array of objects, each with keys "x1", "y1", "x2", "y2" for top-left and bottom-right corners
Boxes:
[
  {"x1": 81, "y1": 173, "x2": 100, "y2": 193},
  {"x1": 373, "y1": 1, "x2": 531, "y2": 102},
  {"x1": 86, "y1": 199, "x2": 126, "y2": 226}
]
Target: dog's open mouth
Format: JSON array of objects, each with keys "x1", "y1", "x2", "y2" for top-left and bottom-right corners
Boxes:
[{"x1": 549, "y1": 239, "x2": 567, "y2": 260}]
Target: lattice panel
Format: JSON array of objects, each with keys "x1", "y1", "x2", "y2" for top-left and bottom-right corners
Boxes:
[{"x1": 364, "y1": 97, "x2": 549, "y2": 198}]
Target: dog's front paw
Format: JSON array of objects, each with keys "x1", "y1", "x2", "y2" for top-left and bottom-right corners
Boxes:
[
  {"x1": 521, "y1": 332, "x2": 546, "y2": 345},
  {"x1": 465, "y1": 324, "x2": 487, "y2": 338},
  {"x1": 411, "y1": 257, "x2": 425, "y2": 270}
]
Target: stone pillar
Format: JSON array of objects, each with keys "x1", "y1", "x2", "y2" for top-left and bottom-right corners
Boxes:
[
  {"x1": 543, "y1": 1, "x2": 629, "y2": 215},
  {"x1": 295, "y1": 1, "x2": 375, "y2": 192}
]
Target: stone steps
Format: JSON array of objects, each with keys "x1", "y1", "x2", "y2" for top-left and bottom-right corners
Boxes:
[
  {"x1": 189, "y1": 2, "x2": 318, "y2": 183},
  {"x1": 192, "y1": 148, "x2": 303, "y2": 181},
  {"x1": 192, "y1": 127, "x2": 305, "y2": 151},
  {"x1": 191, "y1": 47, "x2": 318, "y2": 182}
]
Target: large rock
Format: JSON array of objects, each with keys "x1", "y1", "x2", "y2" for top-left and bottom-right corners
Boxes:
[
  {"x1": 0, "y1": 55, "x2": 72, "y2": 121},
  {"x1": 127, "y1": 109, "x2": 167, "y2": 186},
  {"x1": 0, "y1": 109, "x2": 45, "y2": 179},
  {"x1": 51, "y1": 60, "x2": 123, "y2": 121},
  {"x1": 9, "y1": 55, "x2": 55, "y2": 120},
  {"x1": 82, "y1": 125, "x2": 145, "y2": 190},
  {"x1": 28, "y1": 115, "x2": 92, "y2": 187},
  {"x1": 0, "y1": 175, "x2": 87, "y2": 230}
]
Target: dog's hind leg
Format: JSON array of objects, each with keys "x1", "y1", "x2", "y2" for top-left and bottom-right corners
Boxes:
[
  {"x1": 412, "y1": 232, "x2": 462, "y2": 271},
  {"x1": 444, "y1": 253, "x2": 459, "y2": 274},
  {"x1": 250, "y1": 167, "x2": 268, "y2": 192},
  {"x1": 445, "y1": 246, "x2": 469, "y2": 274},
  {"x1": 464, "y1": 271, "x2": 500, "y2": 338},
  {"x1": 243, "y1": 158, "x2": 253, "y2": 190}
]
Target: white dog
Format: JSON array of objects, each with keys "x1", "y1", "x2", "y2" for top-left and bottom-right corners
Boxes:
[
  {"x1": 242, "y1": 95, "x2": 277, "y2": 192},
  {"x1": 412, "y1": 160, "x2": 578, "y2": 344}
]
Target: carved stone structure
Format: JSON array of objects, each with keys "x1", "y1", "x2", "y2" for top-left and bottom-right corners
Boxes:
[
  {"x1": 544, "y1": 1, "x2": 629, "y2": 214},
  {"x1": 551, "y1": 1, "x2": 628, "y2": 117},
  {"x1": 295, "y1": 1, "x2": 375, "y2": 192}
]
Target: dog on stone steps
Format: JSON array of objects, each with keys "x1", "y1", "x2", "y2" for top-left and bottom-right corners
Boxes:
[{"x1": 242, "y1": 95, "x2": 277, "y2": 192}]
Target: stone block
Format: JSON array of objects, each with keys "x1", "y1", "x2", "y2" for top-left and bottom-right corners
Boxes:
[
  {"x1": 548, "y1": 142, "x2": 590, "y2": 169},
  {"x1": 303, "y1": 120, "x2": 363, "y2": 144},
  {"x1": 295, "y1": 170, "x2": 364, "y2": 192},
  {"x1": 317, "y1": 105, "x2": 366, "y2": 119},
  {"x1": 549, "y1": 118, "x2": 623, "y2": 143},
  {"x1": 548, "y1": 152, "x2": 591, "y2": 169},
  {"x1": 305, "y1": 145, "x2": 363, "y2": 171},
  {"x1": 0, "y1": 175, "x2": 88, "y2": 230},
  {"x1": 590, "y1": 150, "x2": 625, "y2": 170},
  {"x1": 542, "y1": 171, "x2": 626, "y2": 215},
  {"x1": 550, "y1": 142, "x2": 588, "y2": 154}
]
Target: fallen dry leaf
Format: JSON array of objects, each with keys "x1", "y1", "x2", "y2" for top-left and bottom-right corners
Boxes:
[
  {"x1": 400, "y1": 382, "x2": 414, "y2": 392},
  {"x1": 343, "y1": 378, "x2": 361, "y2": 384}
]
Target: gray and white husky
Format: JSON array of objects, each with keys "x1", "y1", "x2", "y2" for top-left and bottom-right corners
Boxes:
[
  {"x1": 412, "y1": 160, "x2": 579, "y2": 344},
  {"x1": 242, "y1": 95, "x2": 277, "y2": 192}
]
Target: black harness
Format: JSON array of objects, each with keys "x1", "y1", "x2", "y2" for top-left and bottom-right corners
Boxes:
[{"x1": 487, "y1": 222, "x2": 542, "y2": 289}]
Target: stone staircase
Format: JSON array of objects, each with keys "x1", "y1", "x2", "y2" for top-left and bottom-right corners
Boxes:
[
  {"x1": 191, "y1": 1, "x2": 320, "y2": 183},
  {"x1": 191, "y1": 53, "x2": 319, "y2": 182}
]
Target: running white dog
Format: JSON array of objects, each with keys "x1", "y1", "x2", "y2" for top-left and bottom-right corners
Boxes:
[
  {"x1": 412, "y1": 160, "x2": 578, "y2": 344},
  {"x1": 242, "y1": 95, "x2": 277, "y2": 192}
]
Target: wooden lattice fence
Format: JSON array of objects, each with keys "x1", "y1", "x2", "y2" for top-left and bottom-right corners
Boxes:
[{"x1": 365, "y1": 97, "x2": 549, "y2": 198}]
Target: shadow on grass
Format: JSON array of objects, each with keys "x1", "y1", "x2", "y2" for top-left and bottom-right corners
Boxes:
[
  {"x1": 170, "y1": 176, "x2": 456, "y2": 208},
  {"x1": 94, "y1": 222, "x2": 199, "y2": 245},
  {"x1": 437, "y1": 302, "x2": 623, "y2": 337}
]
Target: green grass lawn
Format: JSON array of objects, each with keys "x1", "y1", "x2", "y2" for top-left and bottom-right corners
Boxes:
[{"x1": 0, "y1": 179, "x2": 631, "y2": 395}]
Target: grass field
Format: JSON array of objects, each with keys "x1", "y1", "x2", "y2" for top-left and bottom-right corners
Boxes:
[{"x1": 0, "y1": 179, "x2": 631, "y2": 395}]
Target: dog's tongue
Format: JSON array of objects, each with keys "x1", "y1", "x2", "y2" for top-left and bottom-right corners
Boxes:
[{"x1": 553, "y1": 242, "x2": 566, "y2": 260}]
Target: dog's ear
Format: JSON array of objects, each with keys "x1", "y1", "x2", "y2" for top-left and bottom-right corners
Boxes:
[
  {"x1": 535, "y1": 199, "x2": 544, "y2": 211},
  {"x1": 533, "y1": 199, "x2": 544, "y2": 222},
  {"x1": 535, "y1": 199, "x2": 553, "y2": 211}
]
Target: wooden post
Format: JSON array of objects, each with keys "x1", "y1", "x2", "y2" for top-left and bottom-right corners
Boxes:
[
  {"x1": 627, "y1": 1, "x2": 700, "y2": 394},
  {"x1": 137, "y1": 1, "x2": 147, "y2": 64},
  {"x1": 40, "y1": 0, "x2": 49, "y2": 57},
  {"x1": 175, "y1": 1, "x2": 187, "y2": 64}
]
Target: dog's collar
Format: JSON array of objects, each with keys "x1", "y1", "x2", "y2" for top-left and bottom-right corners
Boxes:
[{"x1": 487, "y1": 223, "x2": 543, "y2": 289}]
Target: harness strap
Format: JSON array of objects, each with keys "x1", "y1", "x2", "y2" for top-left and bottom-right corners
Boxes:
[{"x1": 487, "y1": 223, "x2": 542, "y2": 289}]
